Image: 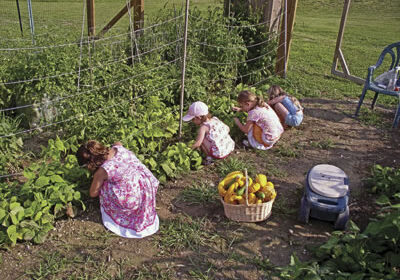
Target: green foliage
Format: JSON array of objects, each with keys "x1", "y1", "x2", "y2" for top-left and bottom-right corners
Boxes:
[
  {"x1": 366, "y1": 165, "x2": 400, "y2": 199},
  {"x1": 0, "y1": 138, "x2": 89, "y2": 246},
  {"x1": 216, "y1": 157, "x2": 256, "y2": 178},
  {"x1": 279, "y1": 165, "x2": 400, "y2": 279},
  {"x1": 0, "y1": 6, "x2": 278, "y2": 246},
  {"x1": 0, "y1": 114, "x2": 25, "y2": 174},
  {"x1": 157, "y1": 142, "x2": 203, "y2": 183},
  {"x1": 177, "y1": 182, "x2": 219, "y2": 205},
  {"x1": 226, "y1": 0, "x2": 278, "y2": 85}
]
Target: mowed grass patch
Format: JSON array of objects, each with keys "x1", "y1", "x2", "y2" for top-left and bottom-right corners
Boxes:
[
  {"x1": 289, "y1": 0, "x2": 400, "y2": 105},
  {"x1": 0, "y1": 0, "x2": 222, "y2": 47}
]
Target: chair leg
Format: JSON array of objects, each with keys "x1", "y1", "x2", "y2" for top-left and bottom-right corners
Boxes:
[
  {"x1": 355, "y1": 85, "x2": 368, "y2": 117},
  {"x1": 393, "y1": 103, "x2": 400, "y2": 128},
  {"x1": 371, "y1": 92, "x2": 379, "y2": 110}
]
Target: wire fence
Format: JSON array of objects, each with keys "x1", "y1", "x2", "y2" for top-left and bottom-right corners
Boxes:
[{"x1": 0, "y1": 0, "x2": 286, "y2": 179}]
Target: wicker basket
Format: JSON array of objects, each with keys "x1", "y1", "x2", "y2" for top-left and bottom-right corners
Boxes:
[{"x1": 220, "y1": 169, "x2": 275, "y2": 222}]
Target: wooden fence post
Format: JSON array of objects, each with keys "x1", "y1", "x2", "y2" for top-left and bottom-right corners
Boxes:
[
  {"x1": 179, "y1": 0, "x2": 190, "y2": 138},
  {"x1": 134, "y1": 0, "x2": 144, "y2": 36},
  {"x1": 87, "y1": 0, "x2": 95, "y2": 37},
  {"x1": 275, "y1": 0, "x2": 297, "y2": 78}
]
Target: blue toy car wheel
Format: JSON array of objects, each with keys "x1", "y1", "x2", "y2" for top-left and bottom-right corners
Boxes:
[
  {"x1": 298, "y1": 196, "x2": 310, "y2": 224},
  {"x1": 334, "y1": 206, "x2": 349, "y2": 230}
]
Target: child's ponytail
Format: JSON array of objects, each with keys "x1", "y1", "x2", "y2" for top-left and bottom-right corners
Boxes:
[{"x1": 238, "y1": 90, "x2": 265, "y2": 107}]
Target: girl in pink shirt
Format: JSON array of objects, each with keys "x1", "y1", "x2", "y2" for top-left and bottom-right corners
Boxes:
[
  {"x1": 233, "y1": 90, "x2": 283, "y2": 150},
  {"x1": 76, "y1": 140, "x2": 159, "y2": 238}
]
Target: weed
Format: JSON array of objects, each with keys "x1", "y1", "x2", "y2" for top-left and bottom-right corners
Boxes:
[
  {"x1": 157, "y1": 216, "x2": 218, "y2": 253},
  {"x1": 273, "y1": 142, "x2": 303, "y2": 158},
  {"x1": 177, "y1": 182, "x2": 219, "y2": 205},
  {"x1": 131, "y1": 264, "x2": 175, "y2": 280},
  {"x1": 358, "y1": 107, "x2": 389, "y2": 128},
  {"x1": 229, "y1": 252, "x2": 275, "y2": 276},
  {"x1": 264, "y1": 163, "x2": 288, "y2": 178},
  {"x1": 216, "y1": 157, "x2": 256, "y2": 178},
  {"x1": 188, "y1": 258, "x2": 215, "y2": 280},
  {"x1": 272, "y1": 195, "x2": 298, "y2": 216},
  {"x1": 310, "y1": 138, "x2": 336, "y2": 149}
]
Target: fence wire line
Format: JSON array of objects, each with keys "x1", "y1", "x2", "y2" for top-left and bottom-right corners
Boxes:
[
  {"x1": 0, "y1": 15, "x2": 184, "y2": 51},
  {"x1": 195, "y1": 56, "x2": 284, "y2": 87},
  {"x1": 188, "y1": 29, "x2": 282, "y2": 50},
  {"x1": 0, "y1": 37, "x2": 183, "y2": 87},
  {"x1": 188, "y1": 13, "x2": 284, "y2": 29},
  {"x1": 190, "y1": 41, "x2": 284, "y2": 66},
  {"x1": 1, "y1": 57, "x2": 182, "y2": 113},
  {"x1": 0, "y1": 77, "x2": 181, "y2": 139},
  {"x1": 1, "y1": 33, "x2": 275, "y2": 112}
]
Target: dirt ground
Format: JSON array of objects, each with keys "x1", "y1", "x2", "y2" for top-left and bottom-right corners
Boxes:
[{"x1": 1, "y1": 98, "x2": 400, "y2": 279}]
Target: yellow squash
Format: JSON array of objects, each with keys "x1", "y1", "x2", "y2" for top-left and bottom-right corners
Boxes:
[{"x1": 255, "y1": 174, "x2": 267, "y2": 187}]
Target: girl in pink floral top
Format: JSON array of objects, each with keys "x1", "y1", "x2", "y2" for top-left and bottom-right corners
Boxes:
[
  {"x1": 183, "y1": 101, "x2": 235, "y2": 164},
  {"x1": 76, "y1": 140, "x2": 159, "y2": 238},
  {"x1": 233, "y1": 90, "x2": 283, "y2": 150}
]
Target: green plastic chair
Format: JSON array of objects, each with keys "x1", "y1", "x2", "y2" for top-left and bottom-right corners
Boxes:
[{"x1": 354, "y1": 42, "x2": 400, "y2": 128}]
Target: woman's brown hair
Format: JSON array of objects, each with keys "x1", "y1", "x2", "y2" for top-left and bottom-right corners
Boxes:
[
  {"x1": 76, "y1": 140, "x2": 110, "y2": 172},
  {"x1": 267, "y1": 85, "x2": 302, "y2": 110},
  {"x1": 237, "y1": 90, "x2": 265, "y2": 107}
]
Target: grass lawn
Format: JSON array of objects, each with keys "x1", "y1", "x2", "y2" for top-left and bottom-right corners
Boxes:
[{"x1": 289, "y1": 0, "x2": 400, "y2": 105}]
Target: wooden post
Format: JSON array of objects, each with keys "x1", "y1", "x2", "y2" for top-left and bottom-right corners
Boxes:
[
  {"x1": 179, "y1": 0, "x2": 190, "y2": 138},
  {"x1": 331, "y1": 0, "x2": 364, "y2": 85},
  {"x1": 134, "y1": 0, "x2": 144, "y2": 36},
  {"x1": 87, "y1": 0, "x2": 95, "y2": 37},
  {"x1": 267, "y1": 0, "x2": 282, "y2": 33},
  {"x1": 97, "y1": 0, "x2": 135, "y2": 38},
  {"x1": 275, "y1": 0, "x2": 297, "y2": 78}
]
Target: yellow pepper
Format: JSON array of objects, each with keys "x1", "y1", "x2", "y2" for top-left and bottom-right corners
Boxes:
[
  {"x1": 248, "y1": 193, "x2": 257, "y2": 204},
  {"x1": 255, "y1": 174, "x2": 267, "y2": 187},
  {"x1": 224, "y1": 182, "x2": 239, "y2": 203},
  {"x1": 248, "y1": 182, "x2": 261, "y2": 193},
  {"x1": 229, "y1": 195, "x2": 243, "y2": 204},
  {"x1": 217, "y1": 172, "x2": 243, "y2": 197}
]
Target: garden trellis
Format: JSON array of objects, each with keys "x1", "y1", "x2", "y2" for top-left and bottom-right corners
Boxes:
[
  {"x1": 0, "y1": 0, "x2": 287, "y2": 172},
  {"x1": 0, "y1": 0, "x2": 289, "y2": 245}
]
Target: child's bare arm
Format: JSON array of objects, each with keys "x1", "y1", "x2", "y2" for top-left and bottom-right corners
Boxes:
[
  {"x1": 234, "y1": 118, "x2": 253, "y2": 134},
  {"x1": 232, "y1": 106, "x2": 242, "y2": 112},
  {"x1": 268, "y1": 95, "x2": 285, "y2": 105},
  {"x1": 89, "y1": 167, "x2": 108, "y2": 197},
  {"x1": 191, "y1": 125, "x2": 207, "y2": 149}
]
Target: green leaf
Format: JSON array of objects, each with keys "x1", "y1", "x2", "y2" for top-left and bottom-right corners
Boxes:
[
  {"x1": 55, "y1": 137, "x2": 65, "y2": 152},
  {"x1": 9, "y1": 202, "x2": 21, "y2": 210},
  {"x1": 35, "y1": 176, "x2": 50, "y2": 188},
  {"x1": 33, "y1": 230, "x2": 48, "y2": 244},
  {"x1": 50, "y1": 175, "x2": 64, "y2": 183},
  {"x1": 7, "y1": 225, "x2": 18, "y2": 244},
  {"x1": 23, "y1": 229, "x2": 35, "y2": 241},
  {"x1": 23, "y1": 170, "x2": 36, "y2": 180},
  {"x1": 376, "y1": 195, "x2": 390, "y2": 205},
  {"x1": 73, "y1": 192, "x2": 81, "y2": 200},
  {"x1": 0, "y1": 208, "x2": 6, "y2": 221}
]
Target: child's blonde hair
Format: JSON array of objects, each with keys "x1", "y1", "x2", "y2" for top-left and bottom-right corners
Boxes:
[
  {"x1": 267, "y1": 85, "x2": 302, "y2": 110},
  {"x1": 237, "y1": 90, "x2": 265, "y2": 108}
]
